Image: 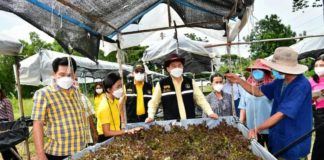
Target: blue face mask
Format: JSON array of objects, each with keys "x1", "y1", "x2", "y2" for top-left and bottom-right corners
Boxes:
[
  {"x1": 252, "y1": 69, "x2": 265, "y2": 81},
  {"x1": 271, "y1": 70, "x2": 285, "y2": 79}
]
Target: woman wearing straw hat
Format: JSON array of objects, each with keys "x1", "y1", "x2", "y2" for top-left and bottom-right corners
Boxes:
[{"x1": 226, "y1": 47, "x2": 312, "y2": 160}]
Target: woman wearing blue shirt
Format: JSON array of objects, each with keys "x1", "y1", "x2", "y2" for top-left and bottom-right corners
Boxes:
[{"x1": 239, "y1": 59, "x2": 273, "y2": 147}]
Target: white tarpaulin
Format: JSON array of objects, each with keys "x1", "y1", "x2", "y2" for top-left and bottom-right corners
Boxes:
[
  {"x1": 19, "y1": 50, "x2": 133, "y2": 86},
  {"x1": 291, "y1": 34, "x2": 324, "y2": 60},
  {"x1": 0, "y1": 33, "x2": 23, "y2": 56}
]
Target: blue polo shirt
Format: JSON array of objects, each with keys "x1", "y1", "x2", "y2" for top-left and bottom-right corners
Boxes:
[{"x1": 260, "y1": 74, "x2": 312, "y2": 160}]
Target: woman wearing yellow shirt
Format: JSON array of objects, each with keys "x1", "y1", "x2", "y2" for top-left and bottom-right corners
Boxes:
[
  {"x1": 94, "y1": 82, "x2": 105, "y2": 113},
  {"x1": 97, "y1": 72, "x2": 142, "y2": 143}
]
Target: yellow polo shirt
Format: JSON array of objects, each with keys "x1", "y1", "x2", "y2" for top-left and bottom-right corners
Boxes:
[{"x1": 96, "y1": 95, "x2": 121, "y2": 135}]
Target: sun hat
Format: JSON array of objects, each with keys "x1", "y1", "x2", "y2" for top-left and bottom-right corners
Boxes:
[
  {"x1": 163, "y1": 53, "x2": 185, "y2": 69},
  {"x1": 246, "y1": 59, "x2": 271, "y2": 72},
  {"x1": 260, "y1": 47, "x2": 308, "y2": 74}
]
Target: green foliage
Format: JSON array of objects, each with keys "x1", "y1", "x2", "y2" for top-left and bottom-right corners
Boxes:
[
  {"x1": 244, "y1": 14, "x2": 296, "y2": 60},
  {"x1": 184, "y1": 33, "x2": 209, "y2": 42},
  {"x1": 220, "y1": 54, "x2": 252, "y2": 75},
  {"x1": 293, "y1": 0, "x2": 322, "y2": 12},
  {"x1": 0, "y1": 55, "x2": 16, "y2": 93},
  {"x1": 106, "y1": 46, "x2": 147, "y2": 64}
]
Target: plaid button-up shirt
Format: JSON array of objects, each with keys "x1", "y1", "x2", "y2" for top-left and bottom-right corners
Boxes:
[{"x1": 31, "y1": 82, "x2": 86, "y2": 156}]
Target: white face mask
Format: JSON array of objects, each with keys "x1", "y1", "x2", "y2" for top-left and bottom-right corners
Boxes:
[
  {"x1": 213, "y1": 84, "x2": 224, "y2": 92},
  {"x1": 96, "y1": 88, "x2": 103, "y2": 94},
  {"x1": 112, "y1": 88, "x2": 123, "y2": 98},
  {"x1": 170, "y1": 68, "x2": 183, "y2": 78},
  {"x1": 56, "y1": 76, "x2": 73, "y2": 89},
  {"x1": 134, "y1": 73, "x2": 145, "y2": 81},
  {"x1": 314, "y1": 67, "x2": 324, "y2": 76}
]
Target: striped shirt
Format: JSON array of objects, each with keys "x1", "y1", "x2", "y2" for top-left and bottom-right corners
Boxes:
[
  {"x1": 0, "y1": 98, "x2": 14, "y2": 121},
  {"x1": 31, "y1": 82, "x2": 86, "y2": 156}
]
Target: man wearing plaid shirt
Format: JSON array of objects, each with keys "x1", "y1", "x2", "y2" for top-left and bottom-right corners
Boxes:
[{"x1": 31, "y1": 57, "x2": 86, "y2": 160}]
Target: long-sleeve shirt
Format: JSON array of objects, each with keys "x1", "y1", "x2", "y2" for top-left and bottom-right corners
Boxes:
[
  {"x1": 148, "y1": 78, "x2": 214, "y2": 119},
  {"x1": 0, "y1": 98, "x2": 14, "y2": 121}
]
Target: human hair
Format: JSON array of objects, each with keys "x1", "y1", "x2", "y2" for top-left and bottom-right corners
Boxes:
[
  {"x1": 312, "y1": 54, "x2": 324, "y2": 83},
  {"x1": 0, "y1": 89, "x2": 6, "y2": 100},
  {"x1": 52, "y1": 57, "x2": 77, "y2": 73},
  {"x1": 103, "y1": 72, "x2": 121, "y2": 92},
  {"x1": 210, "y1": 73, "x2": 224, "y2": 83},
  {"x1": 94, "y1": 82, "x2": 104, "y2": 97}
]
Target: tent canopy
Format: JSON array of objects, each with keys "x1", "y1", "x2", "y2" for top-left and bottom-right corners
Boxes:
[
  {"x1": 0, "y1": 33, "x2": 23, "y2": 56},
  {"x1": 0, "y1": 0, "x2": 254, "y2": 61},
  {"x1": 142, "y1": 33, "x2": 218, "y2": 73},
  {"x1": 19, "y1": 50, "x2": 133, "y2": 86},
  {"x1": 290, "y1": 34, "x2": 324, "y2": 60}
]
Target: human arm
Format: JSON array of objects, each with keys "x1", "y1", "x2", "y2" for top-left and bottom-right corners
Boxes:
[
  {"x1": 192, "y1": 80, "x2": 218, "y2": 119},
  {"x1": 145, "y1": 83, "x2": 162, "y2": 123},
  {"x1": 31, "y1": 90, "x2": 48, "y2": 159},
  {"x1": 239, "y1": 109, "x2": 246, "y2": 123},
  {"x1": 225, "y1": 73, "x2": 264, "y2": 97},
  {"x1": 249, "y1": 112, "x2": 284, "y2": 138},
  {"x1": 33, "y1": 120, "x2": 47, "y2": 160}
]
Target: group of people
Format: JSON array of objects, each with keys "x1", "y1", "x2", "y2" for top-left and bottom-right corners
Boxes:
[{"x1": 1, "y1": 46, "x2": 323, "y2": 160}]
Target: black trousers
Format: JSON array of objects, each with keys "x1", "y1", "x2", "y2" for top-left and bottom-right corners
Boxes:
[
  {"x1": 312, "y1": 108, "x2": 324, "y2": 160},
  {"x1": 257, "y1": 134, "x2": 269, "y2": 148},
  {"x1": 45, "y1": 154, "x2": 69, "y2": 160},
  {"x1": 97, "y1": 135, "x2": 112, "y2": 143}
]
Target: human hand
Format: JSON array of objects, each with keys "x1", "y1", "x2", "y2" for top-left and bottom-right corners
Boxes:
[
  {"x1": 225, "y1": 73, "x2": 241, "y2": 84},
  {"x1": 145, "y1": 117, "x2": 154, "y2": 123},
  {"x1": 208, "y1": 113, "x2": 219, "y2": 119},
  {"x1": 37, "y1": 153, "x2": 48, "y2": 160},
  {"x1": 248, "y1": 128, "x2": 258, "y2": 139}
]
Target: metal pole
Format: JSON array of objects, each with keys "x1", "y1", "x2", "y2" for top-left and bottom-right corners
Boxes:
[
  {"x1": 14, "y1": 57, "x2": 31, "y2": 160},
  {"x1": 205, "y1": 34, "x2": 324, "y2": 48}
]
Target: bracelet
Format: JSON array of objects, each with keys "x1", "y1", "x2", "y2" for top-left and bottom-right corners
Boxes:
[{"x1": 124, "y1": 129, "x2": 128, "y2": 134}]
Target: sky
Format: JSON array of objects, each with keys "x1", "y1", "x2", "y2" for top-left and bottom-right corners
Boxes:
[{"x1": 0, "y1": 0, "x2": 323, "y2": 55}]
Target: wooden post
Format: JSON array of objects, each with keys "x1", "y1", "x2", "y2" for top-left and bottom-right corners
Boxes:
[
  {"x1": 14, "y1": 57, "x2": 31, "y2": 160},
  {"x1": 167, "y1": 0, "x2": 171, "y2": 27}
]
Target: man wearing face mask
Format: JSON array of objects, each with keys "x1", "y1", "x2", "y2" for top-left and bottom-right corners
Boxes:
[
  {"x1": 125, "y1": 63, "x2": 152, "y2": 123},
  {"x1": 202, "y1": 73, "x2": 232, "y2": 117},
  {"x1": 226, "y1": 47, "x2": 312, "y2": 160},
  {"x1": 145, "y1": 53, "x2": 218, "y2": 122},
  {"x1": 31, "y1": 57, "x2": 87, "y2": 160}
]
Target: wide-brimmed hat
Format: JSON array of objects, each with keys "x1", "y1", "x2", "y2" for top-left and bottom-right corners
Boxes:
[
  {"x1": 260, "y1": 47, "x2": 308, "y2": 75},
  {"x1": 246, "y1": 59, "x2": 271, "y2": 72},
  {"x1": 164, "y1": 53, "x2": 185, "y2": 68}
]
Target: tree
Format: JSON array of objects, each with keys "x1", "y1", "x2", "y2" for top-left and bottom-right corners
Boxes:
[
  {"x1": 244, "y1": 14, "x2": 297, "y2": 60},
  {"x1": 293, "y1": 0, "x2": 322, "y2": 12}
]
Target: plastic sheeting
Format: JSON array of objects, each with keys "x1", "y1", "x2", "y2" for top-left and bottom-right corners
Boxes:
[
  {"x1": 0, "y1": 0, "x2": 253, "y2": 61},
  {"x1": 0, "y1": 33, "x2": 23, "y2": 56},
  {"x1": 291, "y1": 34, "x2": 324, "y2": 60},
  {"x1": 0, "y1": 120, "x2": 29, "y2": 151},
  {"x1": 70, "y1": 117, "x2": 277, "y2": 160},
  {"x1": 141, "y1": 29, "x2": 222, "y2": 73},
  {"x1": 19, "y1": 49, "x2": 133, "y2": 86}
]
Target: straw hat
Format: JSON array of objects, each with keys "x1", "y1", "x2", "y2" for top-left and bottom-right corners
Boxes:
[
  {"x1": 260, "y1": 47, "x2": 308, "y2": 74},
  {"x1": 246, "y1": 59, "x2": 271, "y2": 72}
]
